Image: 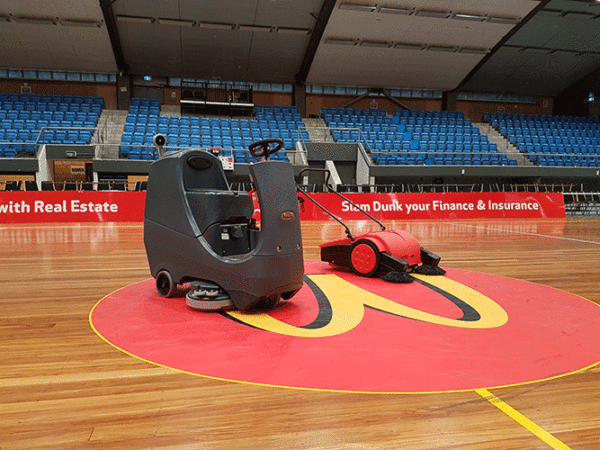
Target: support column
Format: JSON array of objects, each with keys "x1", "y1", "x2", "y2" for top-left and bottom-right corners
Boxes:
[
  {"x1": 442, "y1": 91, "x2": 458, "y2": 112},
  {"x1": 293, "y1": 82, "x2": 307, "y2": 118},
  {"x1": 117, "y1": 74, "x2": 133, "y2": 110}
]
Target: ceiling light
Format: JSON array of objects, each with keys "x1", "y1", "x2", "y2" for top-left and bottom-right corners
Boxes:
[
  {"x1": 338, "y1": 3, "x2": 376, "y2": 12},
  {"x1": 427, "y1": 45, "x2": 457, "y2": 53},
  {"x1": 459, "y1": 47, "x2": 490, "y2": 54},
  {"x1": 545, "y1": 48, "x2": 585, "y2": 56},
  {"x1": 360, "y1": 41, "x2": 391, "y2": 48},
  {"x1": 517, "y1": 47, "x2": 546, "y2": 53},
  {"x1": 453, "y1": 13, "x2": 487, "y2": 21},
  {"x1": 325, "y1": 38, "x2": 357, "y2": 46},
  {"x1": 12, "y1": 15, "x2": 57, "y2": 25},
  {"x1": 393, "y1": 43, "x2": 424, "y2": 50},
  {"x1": 116, "y1": 15, "x2": 155, "y2": 24},
  {"x1": 537, "y1": 9, "x2": 562, "y2": 17},
  {"x1": 487, "y1": 16, "x2": 520, "y2": 24},
  {"x1": 238, "y1": 24, "x2": 272, "y2": 33},
  {"x1": 415, "y1": 10, "x2": 451, "y2": 19},
  {"x1": 198, "y1": 22, "x2": 234, "y2": 30},
  {"x1": 158, "y1": 18, "x2": 195, "y2": 27},
  {"x1": 277, "y1": 27, "x2": 311, "y2": 35},
  {"x1": 378, "y1": 6, "x2": 413, "y2": 15},
  {"x1": 562, "y1": 10, "x2": 595, "y2": 18},
  {"x1": 61, "y1": 19, "x2": 102, "y2": 28}
]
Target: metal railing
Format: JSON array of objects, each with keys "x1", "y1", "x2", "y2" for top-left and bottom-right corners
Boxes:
[
  {"x1": 332, "y1": 183, "x2": 587, "y2": 194},
  {"x1": 0, "y1": 180, "x2": 144, "y2": 192},
  {"x1": 0, "y1": 126, "x2": 100, "y2": 158}
]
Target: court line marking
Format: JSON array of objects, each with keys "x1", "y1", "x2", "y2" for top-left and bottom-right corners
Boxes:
[
  {"x1": 476, "y1": 388, "x2": 572, "y2": 450},
  {"x1": 457, "y1": 223, "x2": 600, "y2": 245}
]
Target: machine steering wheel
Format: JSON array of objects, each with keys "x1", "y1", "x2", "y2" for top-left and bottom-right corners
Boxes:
[{"x1": 248, "y1": 138, "x2": 284, "y2": 160}]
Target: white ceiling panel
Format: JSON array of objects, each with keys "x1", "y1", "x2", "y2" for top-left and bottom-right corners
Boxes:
[
  {"x1": 375, "y1": 0, "x2": 539, "y2": 18},
  {"x1": 0, "y1": 0, "x2": 105, "y2": 19},
  {"x1": 0, "y1": 0, "x2": 116, "y2": 73},
  {"x1": 461, "y1": 0, "x2": 600, "y2": 96},
  {"x1": 111, "y1": 0, "x2": 320, "y2": 82},
  {"x1": 306, "y1": 0, "x2": 535, "y2": 90},
  {"x1": 0, "y1": 20, "x2": 117, "y2": 72},
  {"x1": 308, "y1": 43, "x2": 483, "y2": 90},
  {"x1": 324, "y1": 10, "x2": 514, "y2": 48},
  {"x1": 0, "y1": 0, "x2": 599, "y2": 100}
]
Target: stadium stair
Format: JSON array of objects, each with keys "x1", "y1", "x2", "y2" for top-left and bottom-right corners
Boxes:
[
  {"x1": 474, "y1": 122, "x2": 532, "y2": 166},
  {"x1": 322, "y1": 107, "x2": 517, "y2": 167},
  {"x1": 303, "y1": 117, "x2": 334, "y2": 143},
  {"x1": 97, "y1": 109, "x2": 128, "y2": 159},
  {"x1": 483, "y1": 112, "x2": 600, "y2": 168}
]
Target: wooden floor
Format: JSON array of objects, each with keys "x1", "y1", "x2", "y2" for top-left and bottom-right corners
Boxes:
[{"x1": 1, "y1": 218, "x2": 599, "y2": 449}]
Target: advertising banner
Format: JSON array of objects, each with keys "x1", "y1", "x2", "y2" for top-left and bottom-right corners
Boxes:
[
  {"x1": 0, "y1": 191, "x2": 565, "y2": 224},
  {"x1": 0, "y1": 191, "x2": 146, "y2": 223},
  {"x1": 295, "y1": 192, "x2": 565, "y2": 221}
]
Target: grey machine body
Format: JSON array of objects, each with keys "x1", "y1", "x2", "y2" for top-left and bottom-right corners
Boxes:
[{"x1": 143, "y1": 148, "x2": 304, "y2": 310}]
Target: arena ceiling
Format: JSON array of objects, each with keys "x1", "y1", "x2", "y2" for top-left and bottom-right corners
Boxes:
[{"x1": 0, "y1": 0, "x2": 599, "y2": 97}]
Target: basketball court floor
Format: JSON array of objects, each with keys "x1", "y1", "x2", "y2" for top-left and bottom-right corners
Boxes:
[{"x1": 1, "y1": 218, "x2": 599, "y2": 449}]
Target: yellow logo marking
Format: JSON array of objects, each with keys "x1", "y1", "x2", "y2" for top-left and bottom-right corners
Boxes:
[{"x1": 225, "y1": 274, "x2": 508, "y2": 337}]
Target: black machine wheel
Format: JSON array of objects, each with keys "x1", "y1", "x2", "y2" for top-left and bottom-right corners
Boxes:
[
  {"x1": 156, "y1": 270, "x2": 177, "y2": 298},
  {"x1": 350, "y1": 240, "x2": 381, "y2": 277},
  {"x1": 248, "y1": 138, "x2": 284, "y2": 160}
]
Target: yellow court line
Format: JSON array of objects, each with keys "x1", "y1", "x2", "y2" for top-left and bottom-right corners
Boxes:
[{"x1": 476, "y1": 388, "x2": 572, "y2": 450}]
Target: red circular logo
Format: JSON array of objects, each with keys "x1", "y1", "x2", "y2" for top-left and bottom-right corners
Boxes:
[{"x1": 91, "y1": 261, "x2": 600, "y2": 393}]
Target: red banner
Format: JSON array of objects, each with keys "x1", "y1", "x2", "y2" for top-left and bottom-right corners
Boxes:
[
  {"x1": 0, "y1": 191, "x2": 565, "y2": 224},
  {"x1": 296, "y1": 192, "x2": 565, "y2": 220},
  {"x1": 0, "y1": 191, "x2": 146, "y2": 223}
]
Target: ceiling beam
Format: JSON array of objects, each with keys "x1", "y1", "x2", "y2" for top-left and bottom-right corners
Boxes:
[
  {"x1": 295, "y1": 0, "x2": 337, "y2": 85},
  {"x1": 99, "y1": 0, "x2": 129, "y2": 75}
]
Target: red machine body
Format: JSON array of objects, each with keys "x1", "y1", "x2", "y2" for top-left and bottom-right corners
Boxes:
[
  {"x1": 319, "y1": 229, "x2": 436, "y2": 277},
  {"x1": 323, "y1": 230, "x2": 420, "y2": 264},
  {"x1": 296, "y1": 168, "x2": 443, "y2": 279}
]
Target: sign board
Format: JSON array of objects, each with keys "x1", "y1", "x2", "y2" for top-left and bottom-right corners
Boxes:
[{"x1": 0, "y1": 191, "x2": 565, "y2": 224}]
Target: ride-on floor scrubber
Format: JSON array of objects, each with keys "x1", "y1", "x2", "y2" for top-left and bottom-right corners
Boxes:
[{"x1": 144, "y1": 138, "x2": 304, "y2": 311}]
